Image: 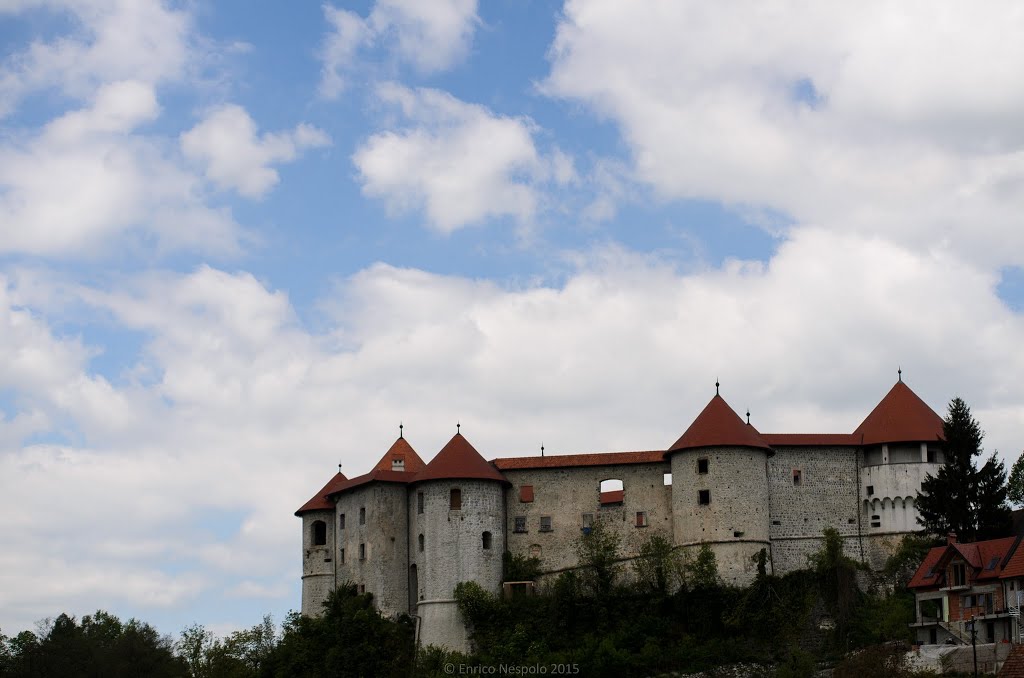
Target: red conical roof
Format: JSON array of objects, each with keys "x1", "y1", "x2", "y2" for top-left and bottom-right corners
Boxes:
[
  {"x1": 371, "y1": 436, "x2": 426, "y2": 474},
  {"x1": 295, "y1": 471, "x2": 348, "y2": 515},
  {"x1": 668, "y1": 394, "x2": 771, "y2": 453},
  {"x1": 853, "y1": 380, "x2": 944, "y2": 445},
  {"x1": 414, "y1": 432, "x2": 508, "y2": 484}
]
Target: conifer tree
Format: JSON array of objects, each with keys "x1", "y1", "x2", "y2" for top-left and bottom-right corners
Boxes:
[
  {"x1": 916, "y1": 397, "x2": 1010, "y2": 541},
  {"x1": 1008, "y1": 450, "x2": 1024, "y2": 507}
]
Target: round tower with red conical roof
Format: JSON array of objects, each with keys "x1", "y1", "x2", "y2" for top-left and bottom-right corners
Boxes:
[
  {"x1": 295, "y1": 470, "x2": 347, "y2": 615},
  {"x1": 666, "y1": 386, "x2": 773, "y2": 586},
  {"x1": 409, "y1": 430, "x2": 508, "y2": 653}
]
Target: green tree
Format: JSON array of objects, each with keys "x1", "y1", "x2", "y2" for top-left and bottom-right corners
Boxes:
[
  {"x1": 632, "y1": 534, "x2": 683, "y2": 595},
  {"x1": 573, "y1": 518, "x2": 621, "y2": 596},
  {"x1": 916, "y1": 397, "x2": 1011, "y2": 542},
  {"x1": 809, "y1": 528, "x2": 861, "y2": 644},
  {"x1": 684, "y1": 543, "x2": 719, "y2": 590},
  {"x1": 1009, "y1": 449, "x2": 1024, "y2": 507}
]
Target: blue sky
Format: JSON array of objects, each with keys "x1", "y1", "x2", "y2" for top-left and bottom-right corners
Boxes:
[{"x1": 2, "y1": 0, "x2": 1024, "y2": 640}]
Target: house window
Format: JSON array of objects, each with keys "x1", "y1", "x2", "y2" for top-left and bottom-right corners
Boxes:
[
  {"x1": 514, "y1": 516, "x2": 527, "y2": 533},
  {"x1": 582, "y1": 513, "x2": 593, "y2": 529},
  {"x1": 340, "y1": 548, "x2": 345, "y2": 564},
  {"x1": 636, "y1": 512, "x2": 648, "y2": 528},
  {"x1": 540, "y1": 516, "x2": 552, "y2": 532},
  {"x1": 359, "y1": 543, "x2": 366, "y2": 560},
  {"x1": 359, "y1": 584, "x2": 365, "y2": 594},
  {"x1": 698, "y1": 490, "x2": 710, "y2": 505},
  {"x1": 870, "y1": 515, "x2": 881, "y2": 528},
  {"x1": 359, "y1": 507, "x2": 366, "y2": 525},
  {"x1": 417, "y1": 492, "x2": 424, "y2": 514},
  {"x1": 792, "y1": 469, "x2": 802, "y2": 486},
  {"x1": 418, "y1": 534, "x2": 424, "y2": 552},
  {"x1": 952, "y1": 562, "x2": 966, "y2": 587},
  {"x1": 698, "y1": 458, "x2": 709, "y2": 474},
  {"x1": 339, "y1": 514, "x2": 346, "y2": 530},
  {"x1": 312, "y1": 520, "x2": 327, "y2": 546},
  {"x1": 963, "y1": 594, "x2": 974, "y2": 607},
  {"x1": 392, "y1": 458, "x2": 405, "y2": 471},
  {"x1": 450, "y1": 488, "x2": 462, "y2": 510},
  {"x1": 482, "y1": 531, "x2": 492, "y2": 549},
  {"x1": 520, "y1": 485, "x2": 534, "y2": 502}
]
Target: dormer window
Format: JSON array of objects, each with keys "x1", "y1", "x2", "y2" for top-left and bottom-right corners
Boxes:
[{"x1": 392, "y1": 458, "x2": 405, "y2": 471}]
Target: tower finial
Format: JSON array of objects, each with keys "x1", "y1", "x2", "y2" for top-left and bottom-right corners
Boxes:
[
  {"x1": 715, "y1": 378, "x2": 720, "y2": 396},
  {"x1": 898, "y1": 366, "x2": 902, "y2": 382},
  {"x1": 456, "y1": 421, "x2": 461, "y2": 434},
  {"x1": 746, "y1": 409, "x2": 751, "y2": 425},
  {"x1": 338, "y1": 460, "x2": 342, "y2": 474},
  {"x1": 399, "y1": 422, "x2": 403, "y2": 439},
  {"x1": 541, "y1": 443, "x2": 545, "y2": 457}
]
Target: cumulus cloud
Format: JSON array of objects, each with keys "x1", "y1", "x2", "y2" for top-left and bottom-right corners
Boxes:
[
  {"x1": 181, "y1": 105, "x2": 331, "y2": 198},
  {"x1": 543, "y1": 0, "x2": 1024, "y2": 266},
  {"x1": 0, "y1": 0, "x2": 192, "y2": 116},
  {"x1": 3, "y1": 229, "x2": 1024, "y2": 631},
  {"x1": 353, "y1": 84, "x2": 571, "y2": 232},
  {"x1": 318, "y1": 0, "x2": 478, "y2": 98},
  {"x1": 0, "y1": 82, "x2": 241, "y2": 257}
]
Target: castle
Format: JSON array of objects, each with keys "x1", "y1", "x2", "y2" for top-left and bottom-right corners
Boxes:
[{"x1": 296, "y1": 377, "x2": 946, "y2": 650}]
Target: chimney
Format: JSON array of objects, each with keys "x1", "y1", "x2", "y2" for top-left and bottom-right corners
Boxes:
[{"x1": 948, "y1": 532, "x2": 958, "y2": 545}]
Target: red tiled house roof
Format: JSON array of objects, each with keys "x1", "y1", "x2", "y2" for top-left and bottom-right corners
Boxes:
[
  {"x1": 492, "y1": 450, "x2": 665, "y2": 470},
  {"x1": 999, "y1": 644, "x2": 1024, "y2": 677},
  {"x1": 413, "y1": 433, "x2": 508, "y2": 484},
  {"x1": 908, "y1": 545, "x2": 948, "y2": 589},
  {"x1": 371, "y1": 435, "x2": 426, "y2": 474},
  {"x1": 761, "y1": 433, "x2": 860, "y2": 446},
  {"x1": 853, "y1": 380, "x2": 944, "y2": 445},
  {"x1": 667, "y1": 393, "x2": 771, "y2": 454},
  {"x1": 909, "y1": 536, "x2": 1021, "y2": 590},
  {"x1": 295, "y1": 471, "x2": 348, "y2": 515}
]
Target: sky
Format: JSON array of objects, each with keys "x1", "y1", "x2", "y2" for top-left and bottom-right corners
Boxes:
[{"x1": 1, "y1": 0, "x2": 1024, "y2": 639}]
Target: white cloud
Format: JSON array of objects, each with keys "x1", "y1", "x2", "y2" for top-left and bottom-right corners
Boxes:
[
  {"x1": 543, "y1": 0, "x2": 1024, "y2": 267},
  {"x1": 352, "y1": 84, "x2": 568, "y2": 232},
  {"x1": 2, "y1": 230, "x2": 1024, "y2": 631},
  {"x1": 181, "y1": 105, "x2": 331, "y2": 198},
  {"x1": 0, "y1": 82, "x2": 241, "y2": 257},
  {"x1": 0, "y1": 0, "x2": 192, "y2": 116},
  {"x1": 318, "y1": 0, "x2": 478, "y2": 99}
]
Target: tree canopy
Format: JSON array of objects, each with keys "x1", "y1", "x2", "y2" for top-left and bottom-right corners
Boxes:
[
  {"x1": 916, "y1": 397, "x2": 1011, "y2": 541},
  {"x1": 1008, "y1": 449, "x2": 1024, "y2": 507}
]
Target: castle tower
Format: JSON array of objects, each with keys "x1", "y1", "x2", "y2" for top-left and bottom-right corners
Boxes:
[
  {"x1": 295, "y1": 470, "x2": 347, "y2": 615},
  {"x1": 330, "y1": 435, "x2": 425, "y2": 618},
  {"x1": 854, "y1": 379, "x2": 944, "y2": 568},
  {"x1": 667, "y1": 389, "x2": 772, "y2": 586},
  {"x1": 409, "y1": 432, "x2": 508, "y2": 653}
]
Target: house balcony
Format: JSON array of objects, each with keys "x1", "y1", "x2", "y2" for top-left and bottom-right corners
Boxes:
[
  {"x1": 940, "y1": 584, "x2": 969, "y2": 592},
  {"x1": 911, "y1": 616, "x2": 942, "y2": 628}
]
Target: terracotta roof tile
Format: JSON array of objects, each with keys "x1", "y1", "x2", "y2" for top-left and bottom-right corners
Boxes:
[
  {"x1": 999, "y1": 644, "x2": 1024, "y2": 677},
  {"x1": 371, "y1": 436, "x2": 426, "y2": 474},
  {"x1": 413, "y1": 433, "x2": 508, "y2": 484},
  {"x1": 326, "y1": 469, "x2": 418, "y2": 497},
  {"x1": 761, "y1": 433, "x2": 860, "y2": 446},
  {"x1": 600, "y1": 489, "x2": 624, "y2": 505},
  {"x1": 908, "y1": 545, "x2": 948, "y2": 589},
  {"x1": 295, "y1": 471, "x2": 348, "y2": 515},
  {"x1": 668, "y1": 394, "x2": 771, "y2": 453},
  {"x1": 492, "y1": 450, "x2": 665, "y2": 470},
  {"x1": 1001, "y1": 539, "x2": 1024, "y2": 580},
  {"x1": 853, "y1": 380, "x2": 944, "y2": 445}
]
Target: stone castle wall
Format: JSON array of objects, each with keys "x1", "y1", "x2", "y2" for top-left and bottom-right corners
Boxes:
[
  {"x1": 300, "y1": 510, "x2": 335, "y2": 616},
  {"x1": 501, "y1": 462, "x2": 673, "y2": 572}
]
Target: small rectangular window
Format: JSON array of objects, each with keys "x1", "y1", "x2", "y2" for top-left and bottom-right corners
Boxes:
[
  {"x1": 520, "y1": 485, "x2": 534, "y2": 502},
  {"x1": 392, "y1": 458, "x2": 404, "y2": 471},
  {"x1": 636, "y1": 511, "x2": 648, "y2": 528},
  {"x1": 359, "y1": 507, "x2": 366, "y2": 525},
  {"x1": 417, "y1": 492, "x2": 424, "y2": 514},
  {"x1": 772, "y1": 520, "x2": 781, "y2": 525},
  {"x1": 698, "y1": 458, "x2": 709, "y2": 474},
  {"x1": 866, "y1": 485, "x2": 874, "y2": 496},
  {"x1": 359, "y1": 543, "x2": 366, "y2": 560},
  {"x1": 792, "y1": 469, "x2": 802, "y2": 486},
  {"x1": 927, "y1": 449, "x2": 937, "y2": 463},
  {"x1": 339, "y1": 514, "x2": 346, "y2": 529},
  {"x1": 582, "y1": 513, "x2": 593, "y2": 529},
  {"x1": 663, "y1": 473, "x2": 672, "y2": 486},
  {"x1": 340, "y1": 548, "x2": 345, "y2": 564},
  {"x1": 734, "y1": 531, "x2": 744, "y2": 538},
  {"x1": 359, "y1": 584, "x2": 365, "y2": 594},
  {"x1": 698, "y1": 489, "x2": 710, "y2": 505},
  {"x1": 514, "y1": 516, "x2": 527, "y2": 533},
  {"x1": 540, "y1": 516, "x2": 552, "y2": 532},
  {"x1": 450, "y1": 488, "x2": 462, "y2": 510}
]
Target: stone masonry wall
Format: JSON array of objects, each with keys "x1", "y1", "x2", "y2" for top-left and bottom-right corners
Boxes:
[
  {"x1": 501, "y1": 462, "x2": 672, "y2": 573},
  {"x1": 767, "y1": 447, "x2": 863, "y2": 573},
  {"x1": 300, "y1": 509, "x2": 335, "y2": 616}
]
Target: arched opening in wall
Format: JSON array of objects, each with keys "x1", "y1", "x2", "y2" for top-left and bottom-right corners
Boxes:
[
  {"x1": 599, "y1": 478, "x2": 624, "y2": 505},
  {"x1": 870, "y1": 498, "x2": 881, "y2": 528},
  {"x1": 418, "y1": 533, "x2": 424, "y2": 552},
  {"x1": 482, "y1": 531, "x2": 492, "y2": 549},
  {"x1": 450, "y1": 488, "x2": 462, "y2": 510},
  {"x1": 312, "y1": 520, "x2": 327, "y2": 546},
  {"x1": 893, "y1": 497, "x2": 905, "y2": 531},
  {"x1": 904, "y1": 496, "x2": 917, "y2": 530}
]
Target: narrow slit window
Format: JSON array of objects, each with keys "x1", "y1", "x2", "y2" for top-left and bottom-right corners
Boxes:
[
  {"x1": 418, "y1": 534, "x2": 424, "y2": 552},
  {"x1": 359, "y1": 543, "x2": 366, "y2": 560},
  {"x1": 359, "y1": 507, "x2": 366, "y2": 525},
  {"x1": 450, "y1": 488, "x2": 462, "y2": 510},
  {"x1": 339, "y1": 514, "x2": 346, "y2": 530},
  {"x1": 482, "y1": 531, "x2": 492, "y2": 549},
  {"x1": 417, "y1": 492, "x2": 424, "y2": 514},
  {"x1": 340, "y1": 548, "x2": 345, "y2": 564},
  {"x1": 792, "y1": 469, "x2": 802, "y2": 486},
  {"x1": 312, "y1": 520, "x2": 327, "y2": 546}
]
